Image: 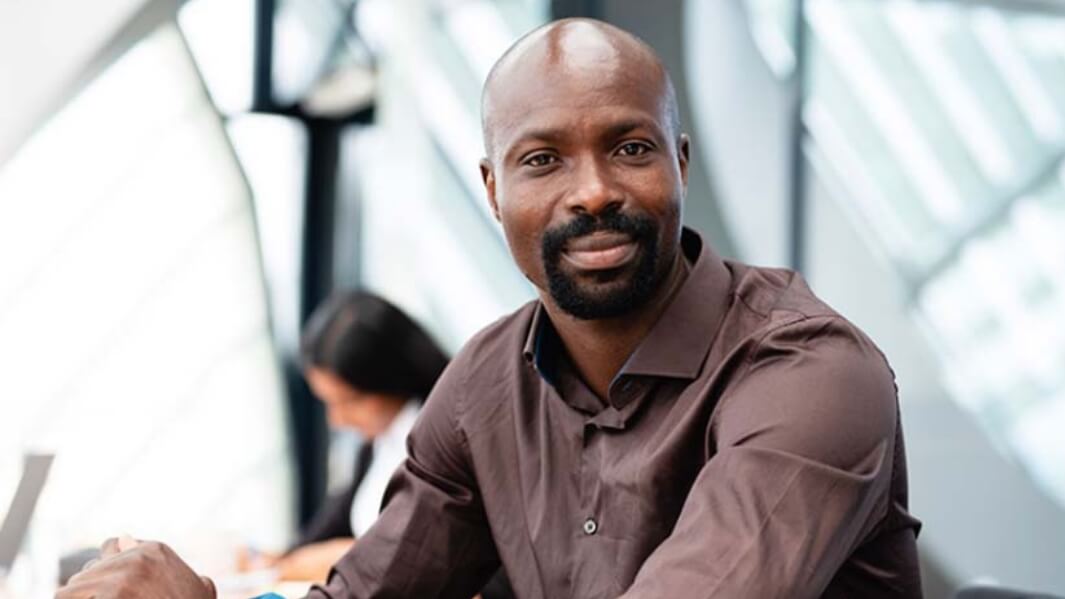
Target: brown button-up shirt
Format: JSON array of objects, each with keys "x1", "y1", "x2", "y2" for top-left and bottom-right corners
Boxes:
[{"x1": 306, "y1": 228, "x2": 923, "y2": 599}]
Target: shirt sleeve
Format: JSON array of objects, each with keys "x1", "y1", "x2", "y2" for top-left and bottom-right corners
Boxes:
[
  {"x1": 304, "y1": 359, "x2": 501, "y2": 599},
  {"x1": 619, "y1": 316, "x2": 899, "y2": 599}
]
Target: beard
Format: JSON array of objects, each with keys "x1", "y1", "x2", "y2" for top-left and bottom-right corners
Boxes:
[{"x1": 540, "y1": 210, "x2": 662, "y2": 320}]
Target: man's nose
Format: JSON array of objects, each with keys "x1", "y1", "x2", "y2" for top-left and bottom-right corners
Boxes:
[{"x1": 565, "y1": 156, "x2": 622, "y2": 216}]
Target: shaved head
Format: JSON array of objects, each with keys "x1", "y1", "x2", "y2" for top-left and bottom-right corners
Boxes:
[
  {"x1": 481, "y1": 18, "x2": 679, "y2": 160},
  {"x1": 476, "y1": 18, "x2": 690, "y2": 323}
]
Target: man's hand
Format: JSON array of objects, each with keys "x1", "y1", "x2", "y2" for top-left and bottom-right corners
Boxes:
[{"x1": 56, "y1": 539, "x2": 216, "y2": 599}]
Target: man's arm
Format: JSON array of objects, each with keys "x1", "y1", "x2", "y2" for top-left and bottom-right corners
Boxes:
[
  {"x1": 620, "y1": 317, "x2": 904, "y2": 599},
  {"x1": 306, "y1": 360, "x2": 500, "y2": 598}
]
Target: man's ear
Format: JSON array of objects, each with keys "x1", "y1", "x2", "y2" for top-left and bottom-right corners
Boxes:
[
  {"x1": 677, "y1": 134, "x2": 690, "y2": 188},
  {"x1": 480, "y1": 158, "x2": 501, "y2": 222}
]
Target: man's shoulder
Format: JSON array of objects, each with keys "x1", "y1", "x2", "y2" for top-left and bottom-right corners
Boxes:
[
  {"x1": 428, "y1": 300, "x2": 538, "y2": 431},
  {"x1": 722, "y1": 261, "x2": 889, "y2": 376},
  {"x1": 726, "y1": 261, "x2": 838, "y2": 325},
  {"x1": 446, "y1": 299, "x2": 539, "y2": 385},
  {"x1": 714, "y1": 265, "x2": 900, "y2": 463}
]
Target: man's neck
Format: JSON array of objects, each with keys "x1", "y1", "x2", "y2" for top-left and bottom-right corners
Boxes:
[{"x1": 543, "y1": 252, "x2": 690, "y2": 400}]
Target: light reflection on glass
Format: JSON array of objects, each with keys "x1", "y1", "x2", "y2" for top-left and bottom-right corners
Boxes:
[{"x1": 744, "y1": 0, "x2": 1065, "y2": 506}]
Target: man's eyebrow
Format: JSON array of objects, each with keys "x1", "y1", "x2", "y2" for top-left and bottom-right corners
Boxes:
[
  {"x1": 500, "y1": 117, "x2": 665, "y2": 161},
  {"x1": 601, "y1": 118, "x2": 662, "y2": 141},
  {"x1": 515, "y1": 119, "x2": 660, "y2": 144},
  {"x1": 511, "y1": 127, "x2": 567, "y2": 146},
  {"x1": 502, "y1": 127, "x2": 568, "y2": 161}
]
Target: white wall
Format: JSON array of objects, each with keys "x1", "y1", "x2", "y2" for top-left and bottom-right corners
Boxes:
[{"x1": 682, "y1": 0, "x2": 792, "y2": 268}]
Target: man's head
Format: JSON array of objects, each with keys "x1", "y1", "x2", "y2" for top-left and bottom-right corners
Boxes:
[{"x1": 480, "y1": 19, "x2": 689, "y2": 320}]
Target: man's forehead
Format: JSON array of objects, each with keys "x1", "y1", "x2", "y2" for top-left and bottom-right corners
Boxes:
[
  {"x1": 485, "y1": 78, "x2": 670, "y2": 157},
  {"x1": 482, "y1": 21, "x2": 671, "y2": 154},
  {"x1": 519, "y1": 20, "x2": 624, "y2": 75},
  {"x1": 495, "y1": 69, "x2": 661, "y2": 117},
  {"x1": 494, "y1": 102, "x2": 666, "y2": 150},
  {"x1": 485, "y1": 23, "x2": 662, "y2": 106}
]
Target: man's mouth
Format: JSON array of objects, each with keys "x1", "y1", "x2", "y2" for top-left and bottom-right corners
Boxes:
[{"x1": 560, "y1": 231, "x2": 639, "y2": 271}]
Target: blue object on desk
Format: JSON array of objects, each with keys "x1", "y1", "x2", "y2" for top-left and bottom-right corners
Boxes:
[{"x1": 251, "y1": 594, "x2": 285, "y2": 599}]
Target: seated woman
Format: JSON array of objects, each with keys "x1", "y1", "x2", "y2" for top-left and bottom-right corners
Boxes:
[{"x1": 248, "y1": 291, "x2": 512, "y2": 599}]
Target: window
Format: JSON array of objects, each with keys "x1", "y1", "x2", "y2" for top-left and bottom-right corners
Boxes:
[
  {"x1": 347, "y1": 0, "x2": 540, "y2": 350},
  {"x1": 744, "y1": 0, "x2": 1065, "y2": 505},
  {"x1": 0, "y1": 24, "x2": 295, "y2": 575}
]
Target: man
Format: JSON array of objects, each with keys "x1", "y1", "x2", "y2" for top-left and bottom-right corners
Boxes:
[{"x1": 58, "y1": 18, "x2": 922, "y2": 599}]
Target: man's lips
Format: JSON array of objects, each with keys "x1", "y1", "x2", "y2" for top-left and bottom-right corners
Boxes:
[{"x1": 560, "y1": 231, "x2": 638, "y2": 271}]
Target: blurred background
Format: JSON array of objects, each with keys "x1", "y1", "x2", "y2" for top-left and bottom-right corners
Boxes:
[{"x1": 1, "y1": 0, "x2": 1064, "y2": 597}]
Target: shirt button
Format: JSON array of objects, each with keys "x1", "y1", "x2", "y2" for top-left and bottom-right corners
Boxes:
[{"x1": 582, "y1": 517, "x2": 598, "y2": 535}]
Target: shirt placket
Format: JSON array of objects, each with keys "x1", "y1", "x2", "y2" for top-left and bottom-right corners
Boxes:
[
  {"x1": 554, "y1": 372, "x2": 609, "y2": 597},
  {"x1": 572, "y1": 378, "x2": 647, "y2": 597},
  {"x1": 571, "y1": 415, "x2": 607, "y2": 598}
]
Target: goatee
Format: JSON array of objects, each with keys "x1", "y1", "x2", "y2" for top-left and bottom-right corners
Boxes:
[{"x1": 540, "y1": 210, "x2": 661, "y2": 320}]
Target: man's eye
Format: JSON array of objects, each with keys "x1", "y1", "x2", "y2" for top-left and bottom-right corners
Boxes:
[
  {"x1": 524, "y1": 154, "x2": 557, "y2": 167},
  {"x1": 617, "y1": 142, "x2": 650, "y2": 157}
]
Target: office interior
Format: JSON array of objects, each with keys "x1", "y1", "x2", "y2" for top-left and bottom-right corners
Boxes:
[{"x1": 1, "y1": 0, "x2": 1064, "y2": 597}]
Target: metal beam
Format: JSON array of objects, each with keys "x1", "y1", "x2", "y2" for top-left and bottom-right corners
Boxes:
[
  {"x1": 252, "y1": 0, "x2": 275, "y2": 111},
  {"x1": 551, "y1": 0, "x2": 603, "y2": 19},
  {"x1": 283, "y1": 119, "x2": 344, "y2": 527}
]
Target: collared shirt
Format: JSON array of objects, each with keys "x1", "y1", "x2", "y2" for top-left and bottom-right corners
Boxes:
[
  {"x1": 350, "y1": 400, "x2": 421, "y2": 537},
  {"x1": 307, "y1": 228, "x2": 923, "y2": 599}
]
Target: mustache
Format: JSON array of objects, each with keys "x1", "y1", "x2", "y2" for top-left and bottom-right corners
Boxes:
[{"x1": 541, "y1": 211, "x2": 656, "y2": 257}]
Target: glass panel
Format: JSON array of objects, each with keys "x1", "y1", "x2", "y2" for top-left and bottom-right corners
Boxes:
[
  {"x1": 751, "y1": 0, "x2": 1065, "y2": 267},
  {"x1": 179, "y1": 0, "x2": 257, "y2": 114},
  {"x1": 918, "y1": 176, "x2": 1065, "y2": 502},
  {"x1": 0, "y1": 24, "x2": 295, "y2": 581},
  {"x1": 745, "y1": 0, "x2": 799, "y2": 77},
  {"x1": 746, "y1": 0, "x2": 1065, "y2": 506},
  {"x1": 225, "y1": 114, "x2": 308, "y2": 352},
  {"x1": 494, "y1": 0, "x2": 551, "y2": 36},
  {"x1": 345, "y1": 0, "x2": 544, "y2": 349},
  {"x1": 350, "y1": 125, "x2": 533, "y2": 352},
  {"x1": 272, "y1": 0, "x2": 374, "y2": 107}
]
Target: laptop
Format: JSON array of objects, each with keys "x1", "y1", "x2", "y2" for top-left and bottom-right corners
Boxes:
[{"x1": 0, "y1": 454, "x2": 54, "y2": 576}]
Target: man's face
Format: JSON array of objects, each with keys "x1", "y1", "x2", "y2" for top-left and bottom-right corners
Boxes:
[{"x1": 482, "y1": 54, "x2": 689, "y2": 320}]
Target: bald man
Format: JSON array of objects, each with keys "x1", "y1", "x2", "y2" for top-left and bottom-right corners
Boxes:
[{"x1": 58, "y1": 18, "x2": 922, "y2": 599}]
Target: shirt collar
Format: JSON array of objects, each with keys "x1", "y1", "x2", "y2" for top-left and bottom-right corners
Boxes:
[
  {"x1": 522, "y1": 227, "x2": 732, "y2": 384},
  {"x1": 522, "y1": 298, "x2": 549, "y2": 369},
  {"x1": 618, "y1": 227, "x2": 732, "y2": 380}
]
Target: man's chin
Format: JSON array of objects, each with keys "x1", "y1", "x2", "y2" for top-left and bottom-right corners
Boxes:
[
  {"x1": 543, "y1": 240, "x2": 660, "y2": 319},
  {"x1": 547, "y1": 278, "x2": 641, "y2": 320},
  {"x1": 572, "y1": 274, "x2": 636, "y2": 299}
]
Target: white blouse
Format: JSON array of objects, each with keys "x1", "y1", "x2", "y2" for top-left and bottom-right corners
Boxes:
[{"x1": 349, "y1": 399, "x2": 420, "y2": 537}]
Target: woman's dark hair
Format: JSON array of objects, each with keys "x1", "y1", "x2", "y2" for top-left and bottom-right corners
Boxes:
[{"x1": 300, "y1": 291, "x2": 449, "y2": 400}]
